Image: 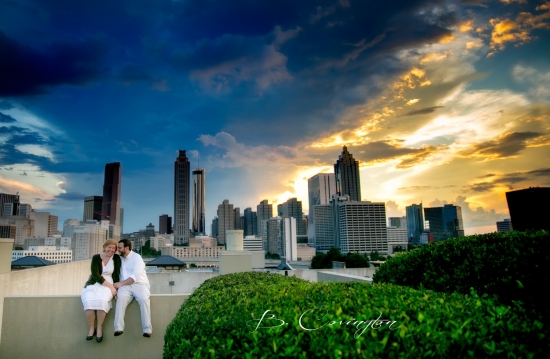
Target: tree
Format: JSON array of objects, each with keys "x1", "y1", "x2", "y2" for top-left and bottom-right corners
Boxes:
[
  {"x1": 310, "y1": 247, "x2": 345, "y2": 269},
  {"x1": 190, "y1": 263, "x2": 197, "y2": 268},
  {"x1": 345, "y1": 253, "x2": 369, "y2": 268},
  {"x1": 370, "y1": 250, "x2": 381, "y2": 261}
]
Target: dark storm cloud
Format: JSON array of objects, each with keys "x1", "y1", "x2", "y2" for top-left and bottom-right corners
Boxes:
[
  {"x1": 466, "y1": 168, "x2": 550, "y2": 192},
  {"x1": 0, "y1": 126, "x2": 46, "y2": 145},
  {"x1": 0, "y1": 31, "x2": 108, "y2": 96},
  {"x1": 0, "y1": 112, "x2": 16, "y2": 123},
  {"x1": 0, "y1": 101, "x2": 14, "y2": 110},
  {"x1": 461, "y1": 132, "x2": 543, "y2": 159},
  {"x1": 400, "y1": 106, "x2": 444, "y2": 117},
  {"x1": 55, "y1": 192, "x2": 87, "y2": 201}
]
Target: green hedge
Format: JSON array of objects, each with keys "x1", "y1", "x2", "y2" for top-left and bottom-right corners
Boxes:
[
  {"x1": 373, "y1": 230, "x2": 550, "y2": 318},
  {"x1": 164, "y1": 272, "x2": 548, "y2": 358}
]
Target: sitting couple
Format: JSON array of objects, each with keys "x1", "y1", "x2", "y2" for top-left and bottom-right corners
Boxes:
[{"x1": 80, "y1": 239, "x2": 152, "y2": 343}]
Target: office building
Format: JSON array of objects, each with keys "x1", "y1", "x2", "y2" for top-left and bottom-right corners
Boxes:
[
  {"x1": 313, "y1": 204, "x2": 335, "y2": 251},
  {"x1": 307, "y1": 173, "x2": 336, "y2": 244},
  {"x1": 159, "y1": 214, "x2": 172, "y2": 234},
  {"x1": 12, "y1": 247, "x2": 73, "y2": 264},
  {"x1": 243, "y1": 235, "x2": 263, "y2": 251},
  {"x1": 387, "y1": 226, "x2": 408, "y2": 254},
  {"x1": 280, "y1": 217, "x2": 297, "y2": 261},
  {"x1": 0, "y1": 193, "x2": 19, "y2": 218},
  {"x1": 256, "y1": 200, "x2": 273, "y2": 236},
  {"x1": 496, "y1": 219, "x2": 513, "y2": 233},
  {"x1": 277, "y1": 198, "x2": 305, "y2": 235},
  {"x1": 233, "y1": 207, "x2": 241, "y2": 230},
  {"x1": 29, "y1": 211, "x2": 58, "y2": 238},
  {"x1": 0, "y1": 215, "x2": 34, "y2": 247},
  {"x1": 83, "y1": 196, "x2": 103, "y2": 221},
  {"x1": 174, "y1": 150, "x2": 190, "y2": 245},
  {"x1": 336, "y1": 199, "x2": 387, "y2": 254},
  {"x1": 101, "y1": 162, "x2": 122, "y2": 228},
  {"x1": 406, "y1": 204, "x2": 424, "y2": 245},
  {"x1": 72, "y1": 221, "x2": 109, "y2": 261},
  {"x1": 2, "y1": 202, "x2": 19, "y2": 218},
  {"x1": 19, "y1": 204, "x2": 32, "y2": 218},
  {"x1": 424, "y1": 204, "x2": 464, "y2": 242},
  {"x1": 265, "y1": 217, "x2": 282, "y2": 254},
  {"x1": 243, "y1": 208, "x2": 257, "y2": 236},
  {"x1": 211, "y1": 217, "x2": 219, "y2": 238},
  {"x1": 145, "y1": 223, "x2": 155, "y2": 240},
  {"x1": 505, "y1": 187, "x2": 550, "y2": 231},
  {"x1": 192, "y1": 168, "x2": 206, "y2": 234},
  {"x1": 217, "y1": 200, "x2": 234, "y2": 245},
  {"x1": 389, "y1": 216, "x2": 407, "y2": 229},
  {"x1": 334, "y1": 146, "x2": 361, "y2": 201},
  {"x1": 0, "y1": 225, "x2": 16, "y2": 241},
  {"x1": 120, "y1": 208, "x2": 124, "y2": 234}
]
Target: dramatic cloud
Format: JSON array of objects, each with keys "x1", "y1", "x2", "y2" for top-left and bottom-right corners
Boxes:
[
  {"x1": 400, "y1": 106, "x2": 444, "y2": 117},
  {"x1": 0, "y1": 31, "x2": 108, "y2": 96},
  {"x1": 55, "y1": 191, "x2": 87, "y2": 201},
  {"x1": 0, "y1": 112, "x2": 16, "y2": 123},
  {"x1": 460, "y1": 131, "x2": 543, "y2": 159}
]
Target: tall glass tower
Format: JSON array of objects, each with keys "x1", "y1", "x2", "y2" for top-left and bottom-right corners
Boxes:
[
  {"x1": 174, "y1": 150, "x2": 190, "y2": 245},
  {"x1": 334, "y1": 146, "x2": 361, "y2": 201},
  {"x1": 192, "y1": 168, "x2": 206, "y2": 234},
  {"x1": 101, "y1": 162, "x2": 121, "y2": 227},
  {"x1": 406, "y1": 203, "x2": 424, "y2": 245}
]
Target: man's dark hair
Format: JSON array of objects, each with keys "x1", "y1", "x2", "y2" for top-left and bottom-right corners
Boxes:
[{"x1": 119, "y1": 239, "x2": 132, "y2": 251}]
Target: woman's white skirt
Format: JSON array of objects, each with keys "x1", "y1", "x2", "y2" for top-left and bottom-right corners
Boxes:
[{"x1": 81, "y1": 284, "x2": 113, "y2": 312}]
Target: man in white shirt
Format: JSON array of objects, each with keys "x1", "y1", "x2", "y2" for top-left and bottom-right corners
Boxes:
[{"x1": 113, "y1": 239, "x2": 152, "y2": 337}]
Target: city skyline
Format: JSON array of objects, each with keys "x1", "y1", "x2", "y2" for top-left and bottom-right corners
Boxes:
[{"x1": 1, "y1": 1, "x2": 549, "y2": 234}]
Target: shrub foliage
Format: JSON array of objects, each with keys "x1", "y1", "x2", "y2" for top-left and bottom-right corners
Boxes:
[
  {"x1": 373, "y1": 230, "x2": 550, "y2": 318},
  {"x1": 164, "y1": 272, "x2": 548, "y2": 358}
]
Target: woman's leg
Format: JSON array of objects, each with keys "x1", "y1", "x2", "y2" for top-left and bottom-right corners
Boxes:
[
  {"x1": 85, "y1": 310, "x2": 96, "y2": 336},
  {"x1": 96, "y1": 310, "x2": 107, "y2": 337}
]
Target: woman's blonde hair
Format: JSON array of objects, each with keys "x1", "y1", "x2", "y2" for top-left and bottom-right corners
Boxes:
[{"x1": 103, "y1": 239, "x2": 118, "y2": 250}]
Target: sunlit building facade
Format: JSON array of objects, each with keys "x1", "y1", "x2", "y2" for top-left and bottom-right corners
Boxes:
[{"x1": 192, "y1": 168, "x2": 206, "y2": 234}]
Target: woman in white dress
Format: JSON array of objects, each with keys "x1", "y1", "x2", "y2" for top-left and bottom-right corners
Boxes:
[{"x1": 81, "y1": 239, "x2": 121, "y2": 343}]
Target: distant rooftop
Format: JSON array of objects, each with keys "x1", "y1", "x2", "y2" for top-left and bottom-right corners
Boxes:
[{"x1": 11, "y1": 256, "x2": 55, "y2": 268}]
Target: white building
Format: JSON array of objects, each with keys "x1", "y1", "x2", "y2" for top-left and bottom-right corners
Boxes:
[
  {"x1": 72, "y1": 221, "x2": 109, "y2": 261},
  {"x1": 162, "y1": 245, "x2": 226, "y2": 258},
  {"x1": 297, "y1": 244, "x2": 316, "y2": 261},
  {"x1": 280, "y1": 217, "x2": 297, "y2": 261},
  {"x1": 336, "y1": 199, "x2": 388, "y2": 255},
  {"x1": 387, "y1": 226, "x2": 408, "y2": 255},
  {"x1": 243, "y1": 236, "x2": 263, "y2": 251},
  {"x1": 12, "y1": 246, "x2": 73, "y2": 264},
  {"x1": 29, "y1": 211, "x2": 58, "y2": 238}
]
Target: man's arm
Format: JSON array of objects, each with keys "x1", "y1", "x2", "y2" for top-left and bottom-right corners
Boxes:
[{"x1": 114, "y1": 254, "x2": 145, "y2": 288}]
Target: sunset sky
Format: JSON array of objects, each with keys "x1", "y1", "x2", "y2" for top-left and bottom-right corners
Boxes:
[{"x1": 1, "y1": 0, "x2": 549, "y2": 234}]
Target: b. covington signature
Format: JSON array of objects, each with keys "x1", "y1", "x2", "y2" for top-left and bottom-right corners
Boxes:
[{"x1": 247, "y1": 308, "x2": 399, "y2": 338}]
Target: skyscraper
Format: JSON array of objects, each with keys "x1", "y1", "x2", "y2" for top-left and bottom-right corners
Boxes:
[
  {"x1": 217, "y1": 200, "x2": 234, "y2": 245},
  {"x1": 83, "y1": 196, "x2": 103, "y2": 221},
  {"x1": 174, "y1": 150, "x2": 190, "y2": 245},
  {"x1": 243, "y1": 208, "x2": 257, "y2": 236},
  {"x1": 159, "y1": 214, "x2": 172, "y2": 234},
  {"x1": 277, "y1": 198, "x2": 305, "y2": 235},
  {"x1": 424, "y1": 204, "x2": 464, "y2": 242},
  {"x1": 506, "y1": 187, "x2": 550, "y2": 231},
  {"x1": 192, "y1": 168, "x2": 206, "y2": 234},
  {"x1": 257, "y1": 200, "x2": 273, "y2": 234},
  {"x1": 307, "y1": 173, "x2": 336, "y2": 243},
  {"x1": 334, "y1": 146, "x2": 361, "y2": 201},
  {"x1": 0, "y1": 193, "x2": 19, "y2": 218},
  {"x1": 101, "y1": 162, "x2": 122, "y2": 228},
  {"x1": 233, "y1": 207, "x2": 241, "y2": 230},
  {"x1": 496, "y1": 219, "x2": 513, "y2": 232},
  {"x1": 406, "y1": 204, "x2": 424, "y2": 245}
]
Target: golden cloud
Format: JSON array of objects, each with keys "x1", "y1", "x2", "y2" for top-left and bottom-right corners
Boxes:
[
  {"x1": 459, "y1": 20, "x2": 474, "y2": 32},
  {"x1": 488, "y1": 4, "x2": 550, "y2": 56},
  {"x1": 419, "y1": 51, "x2": 452, "y2": 64}
]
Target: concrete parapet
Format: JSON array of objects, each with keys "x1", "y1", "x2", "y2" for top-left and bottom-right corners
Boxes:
[
  {"x1": 251, "y1": 250, "x2": 265, "y2": 268},
  {"x1": 0, "y1": 239, "x2": 14, "y2": 275},
  {"x1": 0, "y1": 294, "x2": 188, "y2": 359},
  {"x1": 317, "y1": 271, "x2": 373, "y2": 283}
]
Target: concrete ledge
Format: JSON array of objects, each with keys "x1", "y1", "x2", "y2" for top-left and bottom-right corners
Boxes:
[
  {"x1": 317, "y1": 271, "x2": 373, "y2": 283},
  {"x1": 0, "y1": 294, "x2": 188, "y2": 359}
]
